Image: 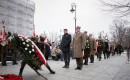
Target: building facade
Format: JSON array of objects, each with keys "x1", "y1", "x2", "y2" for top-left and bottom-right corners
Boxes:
[{"x1": 0, "y1": 0, "x2": 35, "y2": 37}]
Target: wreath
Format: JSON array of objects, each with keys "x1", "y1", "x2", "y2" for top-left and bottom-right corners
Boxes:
[{"x1": 13, "y1": 34, "x2": 46, "y2": 71}]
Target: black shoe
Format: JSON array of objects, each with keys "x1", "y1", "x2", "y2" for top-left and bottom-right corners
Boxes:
[
  {"x1": 47, "y1": 65, "x2": 55, "y2": 74},
  {"x1": 66, "y1": 65, "x2": 69, "y2": 68},
  {"x1": 13, "y1": 62, "x2": 18, "y2": 65},
  {"x1": 75, "y1": 67, "x2": 79, "y2": 70},
  {"x1": 62, "y1": 65, "x2": 66, "y2": 68},
  {"x1": 90, "y1": 62, "x2": 92, "y2": 63},
  {"x1": 75, "y1": 67, "x2": 82, "y2": 70},
  {"x1": 83, "y1": 63, "x2": 88, "y2": 65},
  {"x1": 2, "y1": 62, "x2": 7, "y2": 66},
  {"x1": 2, "y1": 63, "x2": 7, "y2": 66},
  {"x1": 99, "y1": 57, "x2": 102, "y2": 61},
  {"x1": 90, "y1": 61, "x2": 94, "y2": 63},
  {"x1": 50, "y1": 70, "x2": 55, "y2": 74},
  {"x1": 79, "y1": 67, "x2": 82, "y2": 70},
  {"x1": 18, "y1": 74, "x2": 22, "y2": 78}
]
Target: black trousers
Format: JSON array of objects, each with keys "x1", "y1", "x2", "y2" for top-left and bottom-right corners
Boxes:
[
  {"x1": 90, "y1": 55, "x2": 94, "y2": 63},
  {"x1": 84, "y1": 57, "x2": 88, "y2": 64},
  {"x1": 98, "y1": 51, "x2": 102, "y2": 61},
  {"x1": 76, "y1": 58, "x2": 83, "y2": 68},
  {"x1": 63, "y1": 51, "x2": 70, "y2": 66},
  {"x1": 103, "y1": 51, "x2": 107, "y2": 59},
  {"x1": 106, "y1": 51, "x2": 110, "y2": 58}
]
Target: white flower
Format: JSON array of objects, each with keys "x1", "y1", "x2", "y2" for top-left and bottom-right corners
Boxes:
[
  {"x1": 25, "y1": 48, "x2": 28, "y2": 50},
  {"x1": 26, "y1": 39, "x2": 29, "y2": 42},
  {"x1": 29, "y1": 51, "x2": 32, "y2": 53},
  {"x1": 32, "y1": 49, "x2": 34, "y2": 52},
  {"x1": 32, "y1": 45, "x2": 34, "y2": 48},
  {"x1": 27, "y1": 44, "x2": 29, "y2": 47},
  {"x1": 23, "y1": 42, "x2": 25, "y2": 45},
  {"x1": 21, "y1": 39, "x2": 24, "y2": 41}
]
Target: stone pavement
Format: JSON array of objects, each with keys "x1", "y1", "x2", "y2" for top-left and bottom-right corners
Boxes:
[{"x1": 0, "y1": 52, "x2": 130, "y2": 80}]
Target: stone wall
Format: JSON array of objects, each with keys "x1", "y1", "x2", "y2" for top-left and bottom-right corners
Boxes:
[{"x1": 0, "y1": 0, "x2": 35, "y2": 37}]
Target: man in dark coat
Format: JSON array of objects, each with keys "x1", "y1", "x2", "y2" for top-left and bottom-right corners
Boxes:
[
  {"x1": 45, "y1": 42, "x2": 51, "y2": 60},
  {"x1": 60, "y1": 29, "x2": 71, "y2": 68},
  {"x1": 103, "y1": 40, "x2": 109, "y2": 59},
  {"x1": 117, "y1": 44, "x2": 123, "y2": 55}
]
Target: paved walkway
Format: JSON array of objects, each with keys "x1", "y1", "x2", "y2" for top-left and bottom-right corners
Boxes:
[{"x1": 0, "y1": 52, "x2": 130, "y2": 80}]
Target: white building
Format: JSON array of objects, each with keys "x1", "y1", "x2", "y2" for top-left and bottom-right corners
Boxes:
[{"x1": 0, "y1": 0, "x2": 35, "y2": 37}]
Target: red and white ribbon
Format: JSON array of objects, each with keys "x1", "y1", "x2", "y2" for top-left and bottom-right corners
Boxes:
[{"x1": 19, "y1": 36, "x2": 47, "y2": 65}]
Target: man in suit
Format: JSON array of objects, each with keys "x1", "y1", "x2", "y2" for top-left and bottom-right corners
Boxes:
[
  {"x1": 72, "y1": 26, "x2": 85, "y2": 70},
  {"x1": 103, "y1": 39, "x2": 109, "y2": 59},
  {"x1": 60, "y1": 29, "x2": 71, "y2": 68}
]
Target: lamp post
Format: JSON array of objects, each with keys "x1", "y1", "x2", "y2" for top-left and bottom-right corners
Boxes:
[{"x1": 70, "y1": 3, "x2": 77, "y2": 33}]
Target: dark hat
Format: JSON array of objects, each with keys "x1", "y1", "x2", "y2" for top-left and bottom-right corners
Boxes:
[{"x1": 84, "y1": 31, "x2": 87, "y2": 33}]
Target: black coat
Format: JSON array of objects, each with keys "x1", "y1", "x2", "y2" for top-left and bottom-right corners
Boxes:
[
  {"x1": 60, "y1": 33, "x2": 71, "y2": 52},
  {"x1": 103, "y1": 42, "x2": 109, "y2": 52},
  {"x1": 45, "y1": 43, "x2": 51, "y2": 56},
  {"x1": 117, "y1": 44, "x2": 123, "y2": 53}
]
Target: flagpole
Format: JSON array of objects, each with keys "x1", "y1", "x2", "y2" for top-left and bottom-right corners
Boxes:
[
  {"x1": 34, "y1": 24, "x2": 35, "y2": 36},
  {"x1": 2, "y1": 20, "x2": 5, "y2": 40},
  {"x1": 33, "y1": 24, "x2": 35, "y2": 36}
]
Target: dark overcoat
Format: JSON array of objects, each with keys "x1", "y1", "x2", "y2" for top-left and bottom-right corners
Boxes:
[{"x1": 60, "y1": 33, "x2": 71, "y2": 52}]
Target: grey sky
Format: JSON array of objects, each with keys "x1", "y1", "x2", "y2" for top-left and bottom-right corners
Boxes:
[{"x1": 32, "y1": 0, "x2": 116, "y2": 38}]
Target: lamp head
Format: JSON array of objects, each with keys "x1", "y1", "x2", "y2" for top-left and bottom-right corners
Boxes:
[{"x1": 70, "y1": 7, "x2": 75, "y2": 13}]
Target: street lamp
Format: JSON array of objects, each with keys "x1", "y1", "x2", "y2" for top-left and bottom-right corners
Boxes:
[{"x1": 70, "y1": 3, "x2": 77, "y2": 33}]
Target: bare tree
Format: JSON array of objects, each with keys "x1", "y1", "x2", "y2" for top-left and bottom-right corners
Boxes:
[
  {"x1": 48, "y1": 31, "x2": 60, "y2": 46},
  {"x1": 110, "y1": 19, "x2": 129, "y2": 46},
  {"x1": 99, "y1": 0, "x2": 130, "y2": 17},
  {"x1": 125, "y1": 27, "x2": 130, "y2": 47}
]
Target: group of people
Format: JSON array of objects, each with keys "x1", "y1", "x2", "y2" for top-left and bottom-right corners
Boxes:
[
  {"x1": 0, "y1": 32, "x2": 19, "y2": 66},
  {"x1": 60, "y1": 26, "x2": 124, "y2": 70},
  {"x1": 0, "y1": 26, "x2": 124, "y2": 71}
]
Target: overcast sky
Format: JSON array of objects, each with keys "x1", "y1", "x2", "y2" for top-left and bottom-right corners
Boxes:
[{"x1": 32, "y1": 0, "x2": 120, "y2": 38}]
